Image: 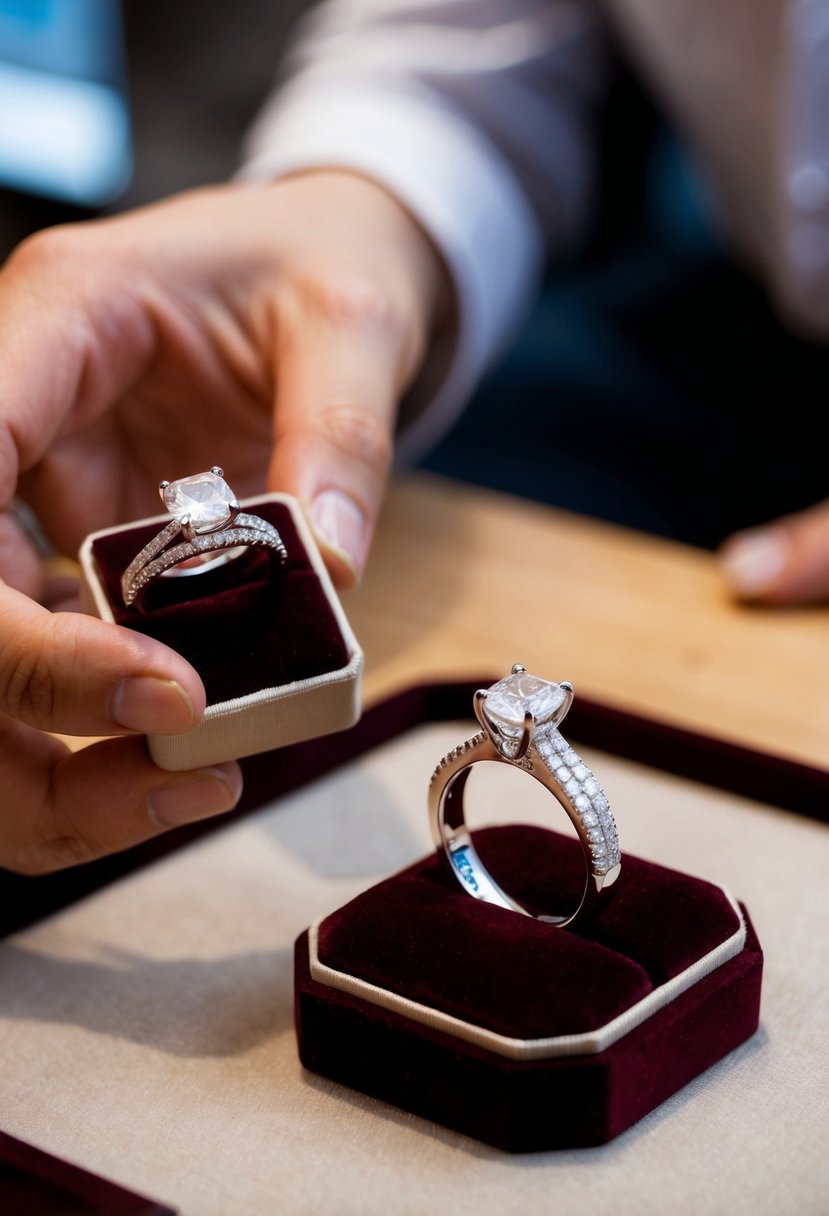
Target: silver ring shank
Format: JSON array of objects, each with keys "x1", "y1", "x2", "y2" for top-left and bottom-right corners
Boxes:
[
  {"x1": 121, "y1": 512, "x2": 287, "y2": 608},
  {"x1": 428, "y1": 720, "x2": 621, "y2": 928}
]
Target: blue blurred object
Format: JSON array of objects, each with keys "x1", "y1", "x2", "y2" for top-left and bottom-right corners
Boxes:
[{"x1": 0, "y1": 0, "x2": 131, "y2": 207}]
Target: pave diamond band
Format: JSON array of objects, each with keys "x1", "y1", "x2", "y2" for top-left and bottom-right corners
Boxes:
[
  {"x1": 428, "y1": 666, "x2": 621, "y2": 928},
  {"x1": 120, "y1": 467, "x2": 287, "y2": 609}
]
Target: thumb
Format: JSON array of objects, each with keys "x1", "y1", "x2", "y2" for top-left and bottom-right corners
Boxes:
[{"x1": 718, "y1": 500, "x2": 829, "y2": 604}]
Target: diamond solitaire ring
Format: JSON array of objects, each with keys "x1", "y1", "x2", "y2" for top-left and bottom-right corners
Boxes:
[
  {"x1": 121, "y1": 467, "x2": 287, "y2": 609},
  {"x1": 429, "y1": 666, "x2": 621, "y2": 928}
]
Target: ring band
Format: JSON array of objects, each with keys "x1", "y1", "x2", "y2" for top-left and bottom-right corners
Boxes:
[
  {"x1": 121, "y1": 467, "x2": 287, "y2": 609},
  {"x1": 429, "y1": 665, "x2": 621, "y2": 928}
]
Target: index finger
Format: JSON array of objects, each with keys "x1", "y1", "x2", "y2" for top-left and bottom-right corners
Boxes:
[{"x1": 269, "y1": 274, "x2": 410, "y2": 587}]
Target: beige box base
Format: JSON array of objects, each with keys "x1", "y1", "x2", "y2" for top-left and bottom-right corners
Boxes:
[{"x1": 78, "y1": 492, "x2": 363, "y2": 771}]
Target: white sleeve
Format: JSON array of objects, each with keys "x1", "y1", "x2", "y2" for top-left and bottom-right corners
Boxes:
[{"x1": 238, "y1": 0, "x2": 608, "y2": 458}]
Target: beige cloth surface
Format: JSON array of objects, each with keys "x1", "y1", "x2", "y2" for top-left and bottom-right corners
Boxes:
[{"x1": 1, "y1": 721, "x2": 827, "y2": 1216}]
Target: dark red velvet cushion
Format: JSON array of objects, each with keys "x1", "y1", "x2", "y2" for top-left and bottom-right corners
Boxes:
[
  {"x1": 90, "y1": 500, "x2": 350, "y2": 705},
  {"x1": 316, "y1": 826, "x2": 742, "y2": 1040},
  {"x1": 300, "y1": 824, "x2": 761, "y2": 1150}
]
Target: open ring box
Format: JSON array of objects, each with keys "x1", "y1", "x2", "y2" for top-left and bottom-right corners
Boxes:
[
  {"x1": 294, "y1": 690, "x2": 764, "y2": 1154},
  {"x1": 297, "y1": 830, "x2": 761, "y2": 1153},
  {"x1": 78, "y1": 492, "x2": 362, "y2": 770}
]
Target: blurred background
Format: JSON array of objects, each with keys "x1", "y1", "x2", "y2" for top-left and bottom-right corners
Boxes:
[
  {"x1": 0, "y1": 0, "x2": 308, "y2": 250},
  {"x1": 1, "y1": 1, "x2": 823, "y2": 555}
]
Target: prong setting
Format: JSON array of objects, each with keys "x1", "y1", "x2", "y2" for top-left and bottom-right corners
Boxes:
[
  {"x1": 473, "y1": 689, "x2": 489, "y2": 732},
  {"x1": 475, "y1": 688, "x2": 535, "y2": 760},
  {"x1": 554, "y1": 681, "x2": 574, "y2": 725},
  {"x1": 511, "y1": 709, "x2": 535, "y2": 759}
]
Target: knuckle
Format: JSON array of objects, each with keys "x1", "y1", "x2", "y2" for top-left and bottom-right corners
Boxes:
[
  {"x1": 0, "y1": 647, "x2": 56, "y2": 728},
  {"x1": 0, "y1": 614, "x2": 82, "y2": 729},
  {"x1": 7, "y1": 223, "x2": 87, "y2": 276},
  {"x1": 316, "y1": 403, "x2": 393, "y2": 475},
  {"x1": 307, "y1": 274, "x2": 402, "y2": 335}
]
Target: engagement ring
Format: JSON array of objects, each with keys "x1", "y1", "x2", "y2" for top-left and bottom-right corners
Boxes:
[
  {"x1": 121, "y1": 467, "x2": 287, "y2": 609},
  {"x1": 429, "y1": 665, "x2": 621, "y2": 928}
]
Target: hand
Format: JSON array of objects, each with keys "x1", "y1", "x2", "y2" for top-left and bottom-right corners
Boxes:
[
  {"x1": 0, "y1": 172, "x2": 449, "y2": 873},
  {"x1": 718, "y1": 500, "x2": 829, "y2": 605}
]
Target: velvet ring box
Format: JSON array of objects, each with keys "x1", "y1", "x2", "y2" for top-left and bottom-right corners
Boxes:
[
  {"x1": 78, "y1": 492, "x2": 363, "y2": 771},
  {"x1": 296, "y1": 823, "x2": 762, "y2": 1153}
]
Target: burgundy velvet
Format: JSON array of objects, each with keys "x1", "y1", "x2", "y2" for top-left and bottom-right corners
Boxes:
[
  {"x1": 300, "y1": 829, "x2": 763, "y2": 1150},
  {"x1": 297, "y1": 913, "x2": 762, "y2": 1152},
  {"x1": 316, "y1": 826, "x2": 743, "y2": 1039},
  {"x1": 89, "y1": 501, "x2": 350, "y2": 704},
  {"x1": 0, "y1": 1130, "x2": 175, "y2": 1214}
]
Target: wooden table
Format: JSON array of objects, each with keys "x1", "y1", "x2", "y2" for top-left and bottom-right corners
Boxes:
[{"x1": 351, "y1": 471, "x2": 829, "y2": 767}]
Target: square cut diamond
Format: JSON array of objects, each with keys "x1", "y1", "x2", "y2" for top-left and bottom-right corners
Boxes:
[
  {"x1": 163, "y1": 470, "x2": 235, "y2": 533},
  {"x1": 484, "y1": 673, "x2": 566, "y2": 739}
]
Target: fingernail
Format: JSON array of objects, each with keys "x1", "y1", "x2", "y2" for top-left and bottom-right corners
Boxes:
[
  {"x1": 111, "y1": 677, "x2": 196, "y2": 734},
  {"x1": 149, "y1": 764, "x2": 243, "y2": 828},
  {"x1": 720, "y1": 529, "x2": 789, "y2": 595},
  {"x1": 310, "y1": 489, "x2": 367, "y2": 580}
]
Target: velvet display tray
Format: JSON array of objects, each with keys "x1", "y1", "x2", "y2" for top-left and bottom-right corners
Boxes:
[
  {"x1": 1, "y1": 679, "x2": 827, "y2": 1198},
  {"x1": 296, "y1": 824, "x2": 761, "y2": 1151}
]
